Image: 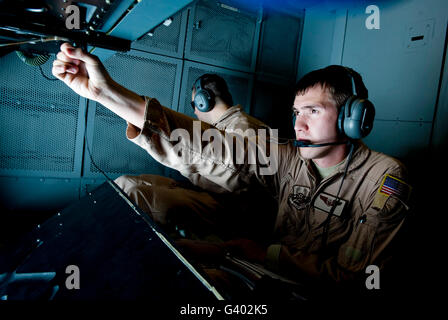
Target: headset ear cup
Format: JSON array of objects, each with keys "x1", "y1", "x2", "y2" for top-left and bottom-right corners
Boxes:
[
  {"x1": 343, "y1": 98, "x2": 375, "y2": 139},
  {"x1": 338, "y1": 103, "x2": 346, "y2": 136},
  {"x1": 194, "y1": 89, "x2": 213, "y2": 112},
  {"x1": 192, "y1": 76, "x2": 216, "y2": 112},
  {"x1": 343, "y1": 96, "x2": 358, "y2": 139},
  {"x1": 339, "y1": 67, "x2": 376, "y2": 139}
]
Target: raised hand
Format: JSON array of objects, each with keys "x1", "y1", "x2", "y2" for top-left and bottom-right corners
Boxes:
[
  {"x1": 52, "y1": 42, "x2": 145, "y2": 128},
  {"x1": 52, "y1": 42, "x2": 112, "y2": 101}
]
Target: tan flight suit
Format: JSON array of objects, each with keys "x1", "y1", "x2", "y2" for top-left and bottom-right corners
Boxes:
[
  {"x1": 115, "y1": 103, "x2": 273, "y2": 238},
  {"x1": 127, "y1": 97, "x2": 411, "y2": 285}
]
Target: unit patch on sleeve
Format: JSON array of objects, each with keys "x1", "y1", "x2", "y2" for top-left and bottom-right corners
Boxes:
[{"x1": 372, "y1": 174, "x2": 411, "y2": 210}]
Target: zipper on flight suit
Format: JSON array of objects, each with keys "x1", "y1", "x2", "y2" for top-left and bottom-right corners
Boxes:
[
  {"x1": 307, "y1": 165, "x2": 351, "y2": 243},
  {"x1": 294, "y1": 157, "x2": 351, "y2": 247},
  {"x1": 309, "y1": 141, "x2": 357, "y2": 247},
  {"x1": 308, "y1": 165, "x2": 344, "y2": 211}
]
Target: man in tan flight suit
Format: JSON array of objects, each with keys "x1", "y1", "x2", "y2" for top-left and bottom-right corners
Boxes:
[
  {"x1": 124, "y1": 67, "x2": 411, "y2": 290},
  {"x1": 52, "y1": 43, "x2": 411, "y2": 296}
]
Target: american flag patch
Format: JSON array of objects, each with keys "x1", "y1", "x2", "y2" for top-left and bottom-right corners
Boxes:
[{"x1": 379, "y1": 174, "x2": 410, "y2": 201}]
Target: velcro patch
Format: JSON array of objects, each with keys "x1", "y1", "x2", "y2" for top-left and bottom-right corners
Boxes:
[
  {"x1": 313, "y1": 192, "x2": 347, "y2": 217},
  {"x1": 372, "y1": 174, "x2": 411, "y2": 210},
  {"x1": 345, "y1": 246, "x2": 363, "y2": 262},
  {"x1": 288, "y1": 185, "x2": 311, "y2": 210}
]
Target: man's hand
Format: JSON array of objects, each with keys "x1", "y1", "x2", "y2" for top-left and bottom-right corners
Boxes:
[
  {"x1": 52, "y1": 43, "x2": 112, "y2": 101},
  {"x1": 225, "y1": 239, "x2": 267, "y2": 264},
  {"x1": 175, "y1": 239, "x2": 226, "y2": 263},
  {"x1": 175, "y1": 238, "x2": 267, "y2": 265},
  {"x1": 52, "y1": 42, "x2": 145, "y2": 129}
]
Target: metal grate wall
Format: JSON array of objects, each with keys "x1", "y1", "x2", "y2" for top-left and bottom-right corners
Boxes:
[
  {"x1": 0, "y1": 53, "x2": 84, "y2": 176},
  {"x1": 85, "y1": 51, "x2": 182, "y2": 177},
  {"x1": 131, "y1": 9, "x2": 188, "y2": 58}
]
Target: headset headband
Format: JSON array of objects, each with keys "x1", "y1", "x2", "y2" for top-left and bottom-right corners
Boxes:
[{"x1": 343, "y1": 67, "x2": 368, "y2": 99}]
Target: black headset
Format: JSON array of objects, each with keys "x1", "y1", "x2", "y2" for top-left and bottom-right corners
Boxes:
[
  {"x1": 191, "y1": 75, "x2": 216, "y2": 113},
  {"x1": 293, "y1": 67, "x2": 375, "y2": 141}
]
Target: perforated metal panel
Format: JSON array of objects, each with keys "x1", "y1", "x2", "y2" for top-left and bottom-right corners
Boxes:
[
  {"x1": 186, "y1": 0, "x2": 261, "y2": 72},
  {"x1": 0, "y1": 52, "x2": 84, "y2": 176},
  {"x1": 105, "y1": 51, "x2": 181, "y2": 107},
  {"x1": 257, "y1": 9, "x2": 303, "y2": 80},
  {"x1": 85, "y1": 51, "x2": 183, "y2": 176},
  {"x1": 132, "y1": 8, "x2": 188, "y2": 58},
  {"x1": 179, "y1": 61, "x2": 253, "y2": 118}
]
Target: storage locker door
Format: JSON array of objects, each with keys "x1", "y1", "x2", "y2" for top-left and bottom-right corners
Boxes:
[
  {"x1": 185, "y1": 0, "x2": 261, "y2": 72},
  {"x1": 257, "y1": 9, "x2": 303, "y2": 81}
]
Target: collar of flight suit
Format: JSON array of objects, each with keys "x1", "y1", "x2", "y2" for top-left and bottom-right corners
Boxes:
[
  {"x1": 211, "y1": 105, "x2": 243, "y2": 127},
  {"x1": 301, "y1": 140, "x2": 371, "y2": 182}
]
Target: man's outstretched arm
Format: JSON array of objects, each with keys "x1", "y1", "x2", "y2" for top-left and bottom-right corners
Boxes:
[
  {"x1": 52, "y1": 42, "x2": 145, "y2": 129},
  {"x1": 53, "y1": 43, "x2": 278, "y2": 194}
]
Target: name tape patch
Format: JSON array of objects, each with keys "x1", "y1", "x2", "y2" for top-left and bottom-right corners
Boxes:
[{"x1": 314, "y1": 192, "x2": 347, "y2": 217}]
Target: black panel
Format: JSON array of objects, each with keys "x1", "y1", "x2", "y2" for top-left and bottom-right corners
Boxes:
[
  {"x1": 251, "y1": 78, "x2": 295, "y2": 137},
  {"x1": 0, "y1": 181, "x2": 219, "y2": 301},
  {"x1": 257, "y1": 9, "x2": 303, "y2": 80}
]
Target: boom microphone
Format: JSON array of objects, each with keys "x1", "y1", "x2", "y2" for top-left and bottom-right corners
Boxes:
[{"x1": 293, "y1": 140, "x2": 348, "y2": 147}]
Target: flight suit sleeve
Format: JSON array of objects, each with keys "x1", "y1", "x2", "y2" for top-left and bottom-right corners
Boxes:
[
  {"x1": 126, "y1": 96, "x2": 278, "y2": 194},
  {"x1": 267, "y1": 165, "x2": 411, "y2": 284}
]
